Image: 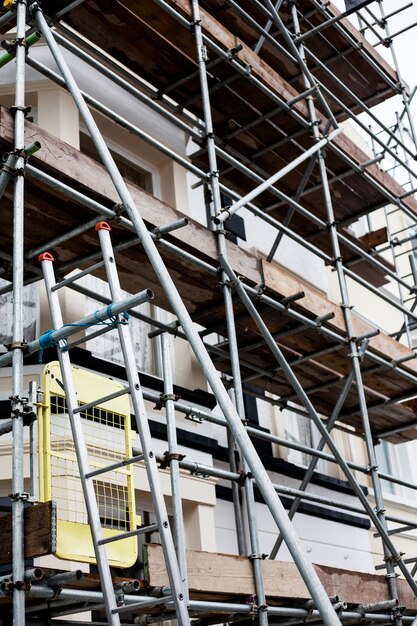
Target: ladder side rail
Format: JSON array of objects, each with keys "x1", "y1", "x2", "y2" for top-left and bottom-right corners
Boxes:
[
  {"x1": 39, "y1": 255, "x2": 121, "y2": 626},
  {"x1": 96, "y1": 224, "x2": 190, "y2": 626}
]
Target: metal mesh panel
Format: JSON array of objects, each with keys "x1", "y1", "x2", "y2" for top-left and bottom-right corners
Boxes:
[{"x1": 49, "y1": 395, "x2": 131, "y2": 531}]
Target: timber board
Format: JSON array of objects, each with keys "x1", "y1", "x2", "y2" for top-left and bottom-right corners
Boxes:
[
  {"x1": 0, "y1": 110, "x2": 415, "y2": 441},
  {"x1": 59, "y1": 0, "x2": 415, "y2": 290},
  {"x1": 61, "y1": 0, "x2": 400, "y2": 118},
  {"x1": 0, "y1": 501, "x2": 56, "y2": 565},
  {"x1": 145, "y1": 544, "x2": 417, "y2": 609}
]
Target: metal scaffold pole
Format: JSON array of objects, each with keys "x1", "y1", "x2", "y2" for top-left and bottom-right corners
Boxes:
[
  {"x1": 11, "y1": 1, "x2": 29, "y2": 624},
  {"x1": 286, "y1": 0, "x2": 406, "y2": 613},
  {"x1": 31, "y1": 4, "x2": 342, "y2": 624},
  {"x1": 2, "y1": 0, "x2": 417, "y2": 622},
  {"x1": 191, "y1": 1, "x2": 268, "y2": 620}
]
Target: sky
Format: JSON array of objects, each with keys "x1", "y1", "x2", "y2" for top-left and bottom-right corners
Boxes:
[
  {"x1": 331, "y1": 0, "x2": 417, "y2": 87},
  {"x1": 330, "y1": 0, "x2": 417, "y2": 182}
]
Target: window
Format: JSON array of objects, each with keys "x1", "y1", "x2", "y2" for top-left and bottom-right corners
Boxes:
[
  {"x1": 282, "y1": 407, "x2": 313, "y2": 467},
  {"x1": 80, "y1": 132, "x2": 153, "y2": 194}
]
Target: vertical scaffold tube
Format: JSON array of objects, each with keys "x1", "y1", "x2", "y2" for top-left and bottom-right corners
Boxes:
[{"x1": 11, "y1": 2, "x2": 28, "y2": 624}]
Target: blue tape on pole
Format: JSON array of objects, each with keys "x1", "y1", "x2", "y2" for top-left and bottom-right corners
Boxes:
[{"x1": 37, "y1": 309, "x2": 130, "y2": 363}]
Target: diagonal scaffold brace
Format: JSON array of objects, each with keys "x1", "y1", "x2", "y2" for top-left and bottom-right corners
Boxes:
[{"x1": 30, "y1": 3, "x2": 342, "y2": 625}]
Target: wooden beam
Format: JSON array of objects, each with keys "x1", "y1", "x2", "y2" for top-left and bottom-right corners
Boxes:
[
  {"x1": 0, "y1": 109, "x2": 416, "y2": 436},
  {"x1": 144, "y1": 544, "x2": 417, "y2": 608},
  {"x1": 359, "y1": 227, "x2": 388, "y2": 249},
  {"x1": 262, "y1": 258, "x2": 417, "y2": 377},
  {"x1": 162, "y1": 0, "x2": 417, "y2": 218},
  {"x1": 0, "y1": 501, "x2": 56, "y2": 565}
]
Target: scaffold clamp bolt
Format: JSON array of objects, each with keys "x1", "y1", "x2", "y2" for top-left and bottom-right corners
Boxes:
[{"x1": 8, "y1": 491, "x2": 30, "y2": 501}]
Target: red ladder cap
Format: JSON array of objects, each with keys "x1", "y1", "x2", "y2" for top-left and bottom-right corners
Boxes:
[
  {"x1": 38, "y1": 252, "x2": 54, "y2": 263},
  {"x1": 95, "y1": 221, "x2": 111, "y2": 231}
]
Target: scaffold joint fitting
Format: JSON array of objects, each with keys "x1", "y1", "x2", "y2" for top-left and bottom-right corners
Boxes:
[
  {"x1": 159, "y1": 392, "x2": 180, "y2": 406},
  {"x1": 159, "y1": 451, "x2": 186, "y2": 470},
  {"x1": 384, "y1": 552, "x2": 404, "y2": 564},
  {"x1": 4, "y1": 339, "x2": 28, "y2": 353},
  {"x1": 249, "y1": 553, "x2": 268, "y2": 560},
  {"x1": 227, "y1": 44, "x2": 243, "y2": 58},
  {"x1": 3, "y1": 580, "x2": 30, "y2": 593},
  {"x1": 184, "y1": 411, "x2": 204, "y2": 424},
  {"x1": 8, "y1": 491, "x2": 30, "y2": 501},
  {"x1": 9, "y1": 104, "x2": 31, "y2": 117}
]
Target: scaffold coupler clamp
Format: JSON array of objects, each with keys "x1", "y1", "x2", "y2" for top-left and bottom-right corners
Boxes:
[
  {"x1": 245, "y1": 593, "x2": 260, "y2": 616},
  {"x1": 366, "y1": 463, "x2": 378, "y2": 474},
  {"x1": 10, "y1": 393, "x2": 32, "y2": 420},
  {"x1": 254, "y1": 282, "x2": 266, "y2": 301},
  {"x1": 226, "y1": 43, "x2": 243, "y2": 59},
  {"x1": 184, "y1": 408, "x2": 204, "y2": 424},
  {"x1": 159, "y1": 392, "x2": 180, "y2": 407},
  {"x1": 8, "y1": 491, "x2": 30, "y2": 501},
  {"x1": 5, "y1": 339, "x2": 28, "y2": 353},
  {"x1": 159, "y1": 451, "x2": 186, "y2": 470},
  {"x1": 1, "y1": 579, "x2": 30, "y2": 594},
  {"x1": 238, "y1": 469, "x2": 250, "y2": 486},
  {"x1": 222, "y1": 273, "x2": 243, "y2": 292},
  {"x1": 391, "y1": 604, "x2": 405, "y2": 622},
  {"x1": 112, "y1": 202, "x2": 124, "y2": 223},
  {"x1": 115, "y1": 587, "x2": 125, "y2": 607},
  {"x1": 384, "y1": 553, "x2": 404, "y2": 566}
]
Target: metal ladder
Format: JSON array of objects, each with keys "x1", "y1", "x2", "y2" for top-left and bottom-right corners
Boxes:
[{"x1": 38, "y1": 221, "x2": 190, "y2": 626}]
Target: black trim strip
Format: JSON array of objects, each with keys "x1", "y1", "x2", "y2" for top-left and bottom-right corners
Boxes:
[
  {"x1": 4, "y1": 348, "x2": 368, "y2": 499},
  {"x1": 215, "y1": 485, "x2": 370, "y2": 529}
]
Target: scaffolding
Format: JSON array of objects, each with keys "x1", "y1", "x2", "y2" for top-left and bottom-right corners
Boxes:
[{"x1": 1, "y1": 0, "x2": 417, "y2": 625}]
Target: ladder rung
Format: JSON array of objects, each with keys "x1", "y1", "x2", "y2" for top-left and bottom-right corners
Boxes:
[
  {"x1": 51, "y1": 259, "x2": 105, "y2": 291},
  {"x1": 73, "y1": 387, "x2": 130, "y2": 414},
  {"x1": 98, "y1": 523, "x2": 159, "y2": 546},
  {"x1": 85, "y1": 453, "x2": 144, "y2": 479}
]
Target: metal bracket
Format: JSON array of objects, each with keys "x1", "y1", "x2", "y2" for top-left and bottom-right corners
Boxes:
[
  {"x1": 245, "y1": 594, "x2": 259, "y2": 616},
  {"x1": 2, "y1": 580, "x2": 31, "y2": 593},
  {"x1": 237, "y1": 469, "x2": 249, "y2": 486},
  {"x1": 227, "y1": 43, "x2": 243, "y2": 58},
  {"x1": 8, "y1": 491, "x2": 30, "y2": 501},
  {"x1": 159, "y1": 451, "x2": 186, "y2": 470},
  {"x1": 190, "y1": 467, "x2": 211, "y2": 479},
  {"x1": 184, "y1": 410, "x2": 204, "y2": 424},
  {"x1": 384, "y1": 553, "x2": 404, "y2": 564},
  {"x1": 115, "y1": 588, "x2": 125, "y2": 607},
  {"x1": 112, "y1": 202, "x2": 124, "y2": 222},
  {"x1": 159, "y1": 393, "x2": 180, "y2": 406},
  {"x1": 5, "y1": 340, "x2": 28, "y2": 353},
  {"x1": 249, "y1": 553, "x2": 268, "y2": 560},
  {"x1": 10, "y1": 104, "x2": 31, "y2": 117}
]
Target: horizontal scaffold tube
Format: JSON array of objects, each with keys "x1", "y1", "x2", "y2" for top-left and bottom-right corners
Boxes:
[{"x1": 0, "y1": 289, "x2": 153, "y2": 368}]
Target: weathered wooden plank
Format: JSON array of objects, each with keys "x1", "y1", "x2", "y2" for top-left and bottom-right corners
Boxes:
[
  {"x1": 262, "y1": 259, "x2": 417, "y2": 378},
  {"x1": 0, "y1": 107, "x2": 260, "y2": 288},
  {"x1": 164, "y1": 0, "x2": 417, "y2": 219},
  {"x1": 145, "y1": 544, "x2": 417, "y2": 608},
  {"x1": 0, "y1": 501, "x2": 56, "y2": 565},
  {"x1": 359, "y1": 227, "x2": 388, "y2": 249},
  {"x1": 0, "y1": 111, "x2": 416, "y2": 438},
  {"x1": 145, "y1": 543, "x2": 309, "y2": 599}
]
